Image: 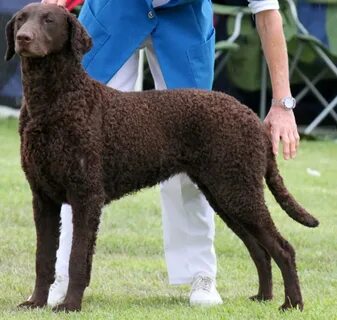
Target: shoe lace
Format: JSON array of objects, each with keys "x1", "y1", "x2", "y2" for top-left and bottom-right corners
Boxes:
[{"x1": 191, "y1": 275, "x2": 213, "y2": 293}]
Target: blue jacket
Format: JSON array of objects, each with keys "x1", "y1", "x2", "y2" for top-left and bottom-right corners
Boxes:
[{"x1": 78, "y1": 0, "x2": 215, "y2": 89}]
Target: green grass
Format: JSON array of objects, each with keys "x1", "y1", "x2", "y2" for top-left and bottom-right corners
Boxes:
[{"x1": 0, "y1": 118, "x2": 337, "y2": 319}]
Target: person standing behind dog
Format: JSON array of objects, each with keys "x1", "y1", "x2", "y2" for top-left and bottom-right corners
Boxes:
[{"x1": 43, "y1": 0, "x2": 300, "y2": 308}]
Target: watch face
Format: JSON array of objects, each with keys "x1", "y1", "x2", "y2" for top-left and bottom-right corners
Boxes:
[{"x1": 284, "y1": 97, "x2": 295, "y2": 109}]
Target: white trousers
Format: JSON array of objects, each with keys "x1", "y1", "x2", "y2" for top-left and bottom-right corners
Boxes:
[{"x1": 56, "y1": 38, "x2": 217, "y2": 285}]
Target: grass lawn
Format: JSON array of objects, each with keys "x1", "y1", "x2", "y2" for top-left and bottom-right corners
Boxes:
[{"x1": 0, "y1": 118, "x2": 337, "y2": 319}]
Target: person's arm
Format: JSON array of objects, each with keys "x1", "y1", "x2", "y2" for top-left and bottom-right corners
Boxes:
[
  {"x1": 41, "y1": 0, "x2": 66, "y2": 6},
  {"x1": 249, "y1": 1, "x2": 299, "y2": 160}
]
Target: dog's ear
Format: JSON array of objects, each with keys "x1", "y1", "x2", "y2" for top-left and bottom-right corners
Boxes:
[
  {"x1": 67, "y1": 13, "x2": 92, "y2": 60},
  {"x1": 5, "y1": 15, "x2": 16, "y2": 61}
]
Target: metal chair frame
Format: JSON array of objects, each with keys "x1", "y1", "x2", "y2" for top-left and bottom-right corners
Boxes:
[{"x1": 213, "y1": 4, "x2": 251, "y2": 81}]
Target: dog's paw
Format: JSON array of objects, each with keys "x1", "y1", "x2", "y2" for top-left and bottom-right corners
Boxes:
[
  {"x1": 52, "y1": 302, "x2": 81, "y2": 313},
  {"x1": 249, "y1": 293, "x2": 273, "y2": 302},
  {"x1": 18, "y1": 300, "x2": 45, "y2": 309},
  {"x1": 279, "y1": 299, "x2": 303, "y2": 312}
]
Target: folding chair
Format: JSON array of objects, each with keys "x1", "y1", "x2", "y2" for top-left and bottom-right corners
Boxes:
[
  {"x1": 213, "y1": 4, "x2": 251, "y2": 81},
  {"x1": 285, "y1": 0, "x2": 337, "y2": 134}
]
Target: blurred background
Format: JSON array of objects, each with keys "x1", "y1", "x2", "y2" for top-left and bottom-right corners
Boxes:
[{"x1": 1, "y1": 0, "x2": 337, "y2": 135}]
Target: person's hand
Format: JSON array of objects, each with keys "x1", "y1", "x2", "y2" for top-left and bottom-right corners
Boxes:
[
  {"x1": 264, "y1": 106, "x2": 300, "y2": 160},
  {"x1": 41, "y1": 0, "x2": 66, "y2": 6}
]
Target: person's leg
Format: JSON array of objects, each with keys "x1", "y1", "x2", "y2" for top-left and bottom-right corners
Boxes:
[
  {"x1": 47, "y1": 204, "x2": 72, "y2": 307},
  {"x1": 48, "y1": 52, "x2": 140, "y2": 307},
  {"x1": 106, "y1": 50, "x2": 140, "y2": 91},
  {"x1": 145, "y1": 38, "x2": 221, "y2": 305},
  {"x1": 160, "y1": 175, "x2": 217, "y2": 281}
]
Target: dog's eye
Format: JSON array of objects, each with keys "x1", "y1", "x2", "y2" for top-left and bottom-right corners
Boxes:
[{"x1": 16, "y1": 15, "x2": 24, "y2": 22}]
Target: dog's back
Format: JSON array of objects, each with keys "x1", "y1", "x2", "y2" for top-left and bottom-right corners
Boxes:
[{"x1": 93, "y1": 86, "x2": 267, "y2": 201}]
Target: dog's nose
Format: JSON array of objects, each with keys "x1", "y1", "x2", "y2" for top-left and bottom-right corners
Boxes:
[{"x1": 17, "y1": 32, "x2": 33, "y2": 43}]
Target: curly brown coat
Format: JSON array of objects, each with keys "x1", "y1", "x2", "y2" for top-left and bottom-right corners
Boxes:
[{"x1": 5, "y1": 3, "x2": 318, "y2": 313}]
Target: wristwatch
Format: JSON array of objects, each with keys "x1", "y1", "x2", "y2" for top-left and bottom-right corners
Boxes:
[{"x1": 271, "y1": 97, "x2": 296, "y2": 110}]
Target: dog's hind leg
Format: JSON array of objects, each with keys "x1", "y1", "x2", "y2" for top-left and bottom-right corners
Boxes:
[
  {"x1": 220, "y1": 216, "x2": 273, "y2": 301},
  {"x1": 192, "y1": 179, "x2": 273, "y2": 301},
  {"x1": 243, "y1": 211, "x2": 302, "y2": 310},
  {"x1": 216, "y1": 185, "x2": 303, "y2": 311},
  {"x1": 18, "y1": 192, "x2": 61, "y2": 309}
]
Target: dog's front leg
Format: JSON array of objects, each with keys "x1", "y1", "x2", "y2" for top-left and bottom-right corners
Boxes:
[
  {"x1": 85, "y1": 212, "x2": 101, "y2": 287},
  {"x1": 53, "y1": 196, "x2": 102, "y2": 312},
  {"x1": 18, "y1": 192, "x2": 61, "y2": 309}
]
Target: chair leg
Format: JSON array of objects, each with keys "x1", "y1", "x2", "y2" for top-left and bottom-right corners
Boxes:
[
  {"x1": 305, "y1": 95, "x2": 337, "y2": 134},
  {"x1": 295, "y1": 67, "x2": 337, "y2": 122},
  {"x1": 259, "y1": 56, "x2": 267, "y2": 120},
  {"x1": 214, "y1": 53, "x2": 230, "y2": 81},
  {"x1": 289, "y1": 44, "x2": 304, "y2": 78},
  {"x1": 313, "y1": 45, "x2": 337, "y2": 77},
  {"x1": 295, "y1": 69, "x2": 327, "y2": 103}
]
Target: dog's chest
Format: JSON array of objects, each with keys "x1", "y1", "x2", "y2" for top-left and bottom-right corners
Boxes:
[{"x1": 21, "y1": 123, "x2": 68, "y2": 195}]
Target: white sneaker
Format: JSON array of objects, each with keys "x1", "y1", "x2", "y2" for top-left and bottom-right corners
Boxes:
[
  {"x1": 189, "y1": 274, "x2": 223, "y2": 306},
  {"x1": 47, "y1": 275, "x2": 69, "y2": 307}
]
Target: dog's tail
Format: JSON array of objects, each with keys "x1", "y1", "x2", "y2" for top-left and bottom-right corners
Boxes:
[{"x1": 265, "y1": 142, "x2": 319, "y2": 228}]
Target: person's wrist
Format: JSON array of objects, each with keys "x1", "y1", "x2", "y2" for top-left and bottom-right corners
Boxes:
[
  {"x1": 269, "y1": 105, "x2": 294, "y2": 115},
  {"x1": 271, "y1": 96, "x2": 296, "y2": 111},
  {"x1": 269, "y1": 104, "x2": 284, "y2": 111},
  {"x1": 272, "y1": 86, "x2": 292, "y2": 100}
]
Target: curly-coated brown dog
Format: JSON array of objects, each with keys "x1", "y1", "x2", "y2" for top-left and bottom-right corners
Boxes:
[{"x1": 5, "y1": 3, "x2": 318, "y2": 313}]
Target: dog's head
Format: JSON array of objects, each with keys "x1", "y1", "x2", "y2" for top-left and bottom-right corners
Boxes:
[{"x1": 5, "y1": 3, "x2": 92, "y2": 61}]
